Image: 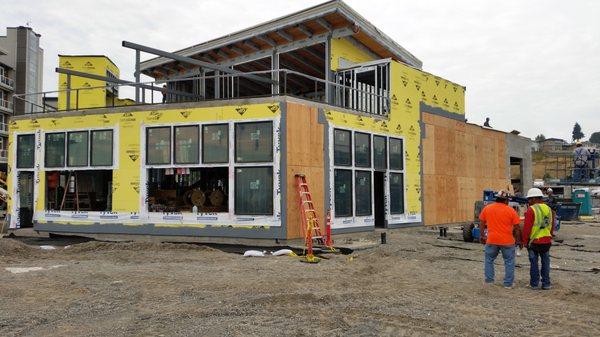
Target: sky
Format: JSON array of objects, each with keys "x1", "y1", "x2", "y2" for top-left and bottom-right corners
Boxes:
[{"x1": 2, "y1": 0, "x2": 599, "y2": 141}]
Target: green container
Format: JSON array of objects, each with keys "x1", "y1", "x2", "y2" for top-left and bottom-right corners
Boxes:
[{"x1": 573, "y1": 189, "x2": 592, "y2": 216}]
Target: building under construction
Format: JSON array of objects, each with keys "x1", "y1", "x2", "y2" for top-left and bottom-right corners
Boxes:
[{"x1": 6, "y1": 1, "x2": 531, "y2": 242}]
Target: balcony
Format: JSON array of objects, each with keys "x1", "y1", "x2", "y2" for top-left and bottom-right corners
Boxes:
[
  {"x1": 0, "y1": 123, "x2": 7, "y2": 135},
  {"x1": 14, "y1": 68, "x2": 391, "y2": 117},
  {"x1": 0, "y1": 99, "x2": 12, "y2": 113},
  {"x1": 0, "y1": 149, "x2": 7, "y2": 163},
  {"x1": 0, "y1": 74, "x2": 14, "y2": 90}
]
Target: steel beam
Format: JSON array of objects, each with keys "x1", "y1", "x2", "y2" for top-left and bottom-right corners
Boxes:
[
  {"x1": 244, "y1": 41, "x2": 261, "y2": 51},
  {"x1": 256, "y1": 36, "x2": 277, "y2": 47},
  {"x1": 135, "y1": 50, "x2": 141, "y2": 102},
  {"x1": 55, "y1": 68, "x2": 202, "y2": 100},
  {"x1": 229, "y1": 45, "x2": 245, "y2": 55},
  {"x1": 123, "y1": 40, "x2": 276, "y2": 85},
  {"x1": 276, "y1": 30, "x2": 294, "y2": 42},
  {"x1": 316, "y1": 18, "x2": 332, "y2": 31},
  {"x1": 283, "y1": 50, "x2": 323, "y2": 75},
  {"x1": 296, "y1": 25, "x2": 313, "y2": 38}
]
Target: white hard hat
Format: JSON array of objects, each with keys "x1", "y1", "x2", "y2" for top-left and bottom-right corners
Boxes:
[
  {"x1": 546, "y1": 188, "x2": 553, "y2": 193},
  {"x1": 526, "y1": 188, "x2": 544, "y2": 199}
]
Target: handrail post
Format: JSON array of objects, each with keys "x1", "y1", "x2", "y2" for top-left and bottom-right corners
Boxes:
[
  {"x1": 151, "y1": 83, "x2": 154, "y2": 104},
  {"x1": 76, "y1": 89, "x2": 79, "y2": 110},
  {"x1": 43, "y1": 92, "x2": 46, "y2": 113}
]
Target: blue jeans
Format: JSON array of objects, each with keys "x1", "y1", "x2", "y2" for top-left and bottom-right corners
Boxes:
[
  {"x1": 528, "y1": 244, "x2": 551, "y2": 288},
  {"x1": 484, "y1": 244, "x2": 515, "y2": 287},
  {"x1": 573, "y1": 167, "x2": 586, "y2": 182}
]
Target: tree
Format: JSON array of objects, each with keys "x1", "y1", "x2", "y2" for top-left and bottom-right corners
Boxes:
[
  {"x1": 590, "y1": 132, "x2": 600, "y2": 145},
  {"x1": 535, "y1": 134, "x2": 546, "y2": 142},
  {"x1": 572, "y1": 122, "x2": 584, "y2": 141}
]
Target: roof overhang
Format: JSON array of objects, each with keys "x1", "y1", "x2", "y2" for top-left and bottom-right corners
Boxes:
[{"x1": 139, "y1": 0, "x2": 422, "y2": 79}]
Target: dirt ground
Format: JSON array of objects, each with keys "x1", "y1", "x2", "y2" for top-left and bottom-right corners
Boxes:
[{"x1": 1, "y1": 222, "x2": 599, "y2": 337}]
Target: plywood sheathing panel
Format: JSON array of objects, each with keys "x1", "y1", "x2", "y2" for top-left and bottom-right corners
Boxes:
[
  {"x1": 285, "y1": 102, "x2": 325, "y2": 239},
  {"x1": 422, "y1": 112, "x2": 510, "y2": 226}
]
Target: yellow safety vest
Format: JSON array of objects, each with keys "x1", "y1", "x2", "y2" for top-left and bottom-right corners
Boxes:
[{"x1": 529, "y1": 203, "x2": 552, "y2": 243}]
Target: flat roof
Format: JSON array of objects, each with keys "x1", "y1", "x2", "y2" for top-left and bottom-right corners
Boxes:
[{"x1": 140, "y1": 0, "x2": 422, "y2": 76}]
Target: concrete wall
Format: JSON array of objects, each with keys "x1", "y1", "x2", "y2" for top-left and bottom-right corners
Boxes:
[{"x1": 505, "y1": 133, "x2": 533, "y2": 195}]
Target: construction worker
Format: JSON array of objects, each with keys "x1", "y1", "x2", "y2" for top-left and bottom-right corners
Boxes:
[
  {"x1": 161, "y1": 84, "x2": 168, "y2": 103},
  {"x1": 484, "y1": 117, "x2": 491, "y2": 127},
  {"x1": 479, "y1": 190, "x2": 522, "y2": 288},
  {"x1": 522, "y1": 188, "x2": 554, "y2": 290},
  {"x1": 573, "y1": 141, "x2": 589, "y2": 182}
]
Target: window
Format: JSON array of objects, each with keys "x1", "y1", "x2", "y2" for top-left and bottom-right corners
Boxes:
[
  {"x1": 334, "y1": 169, "x2": 352, "y2": 217},
  {"x1": 373, "y1": 135, "x2": 387, "y2": 170},
  {"x1": 390, "y1": 173, "x2": 405, "y2": 214},
  {"x1": 235, "y1": 122, "x2": 273, "y2": 163},
  {"x1": 334, "y1": 129, "x2": 351, "y2": 166},
  {"x1": 45, "y1": 133, "x2": 65, "y2": 167},
  {"x1": 354, "y1": 132, "x2": 370, "y2": 167},
  {"x1": 67, "y1": 131, "x2": 88, "y2": 167},
  {"x1": 203, "y1": 124, "x2": 228, "y2": 163},
  {"x1": 235, "y1": 166, "x2": 273, "y2": 215},
  {"x1": 91, "y1": 130, "x2": 113, "y2": 166},
  {"x1": 389, "y1": 138, "x2": 404, "y2": 171},
  {"x1": 174, "y1": 125, "x2": 199, "y2": 164},
  {"x1": 16, "y1": 134, "x2": 35, "y2": 168},
  {"x1": 146, "y1": 127, "x2": 171, "y2": 165},
  {"x1": 46, "y1": 170, "x2": 112, "y2": 211},
  {"x1": 355, "y1": 171, "x2": 372, "y2": 216}
]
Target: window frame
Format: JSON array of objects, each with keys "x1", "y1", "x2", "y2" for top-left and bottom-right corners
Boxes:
[
  {"x1": 334, "y1": 168, "x2": 353, "y2": 218},
  {"x1": 44, "y1": 132, "x2": 66, "y2": 168},
  {"x1": 333, "y1": 128, "x2": 352, "y2": 166},
  {"x1": 202, "y1": 123, "x2": 229, "y2": 164},
  {"x1": 389, "y1": 172, "x2": 405, "y2": 215},
  {"x1": 354, "y1": 131, "x2": 371, "y2": 168},
  {"x1": 389, "y1": 137, "x2": 404, "y2": 171},
  {"x1": 146, "y1": 126, "x2": 172, "y2": 166},
  {"x1": 355, "y1": 170, "x2": 372, "y2": 216},
  {"x1": 234, "y1": 121, "x2": 274, "y2": 164},
  {"x1": 173, "y1": 125, "x2": 200, "y2": 165},
  {"x1": 234, "y1": 165, "x2": 274, "y2": 216},
  {"x1": 373, "y1": 135, "x2": 387, "y2": 170},
  {"x1": 90, "y1": 129, "x2": 114, "y2": 167},
  {"x1": 16, "y1": 134, "x2": 35, "y2": 169},
  {"x1": 66, "y1": 130, "x2": 89, "y2": 167}
]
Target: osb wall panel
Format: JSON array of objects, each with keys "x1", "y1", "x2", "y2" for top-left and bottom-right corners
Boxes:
[
  {"x1": 422, "y1": 112, "x2": 510, "y2": 226},
  {"x1": 285, "y1": 102, "x2": 325, "y2": 239}
]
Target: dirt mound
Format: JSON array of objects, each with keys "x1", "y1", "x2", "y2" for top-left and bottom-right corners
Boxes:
[
  {"x1": 64, "y1": 241, "x2": 217, "y2": 253},
  {"x1": 0, "y1": 238, "x2": 39, "y2": 257}
]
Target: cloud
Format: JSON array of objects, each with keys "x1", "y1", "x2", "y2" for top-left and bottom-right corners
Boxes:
[{"x1": 2, "y1": 0, "x2": 599, "y2": 140}]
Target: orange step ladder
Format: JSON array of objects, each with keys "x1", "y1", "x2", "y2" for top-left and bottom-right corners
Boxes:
[{"x1": 295, "y1": 174, "x2": 333, "y2": 263}]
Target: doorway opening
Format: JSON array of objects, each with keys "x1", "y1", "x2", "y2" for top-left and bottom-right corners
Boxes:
[
  {"x1": 374, "y1": 171, "x2": 385, "y2": 228},
  {"x1": 510, "y1": 157, "x2": 524, "y2": 196}
]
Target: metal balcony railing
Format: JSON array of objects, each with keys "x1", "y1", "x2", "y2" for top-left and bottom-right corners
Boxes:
[
  {"x1": 12, "y1": 69, "x2": 391, "y2": 117},
  {"x1": 0, "y1": 123, "x2": 8, "y2": 133},
  {"x1": 0, "y1": 149, "x2": 7, "y2": 159},
  {"x1": 0, "y1": 74, "x2": 14, "y2": 88}
]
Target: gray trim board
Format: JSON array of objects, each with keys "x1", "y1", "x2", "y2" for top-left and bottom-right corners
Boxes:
[
  {"x1": 35, "y1": 222, "x2": 282, "y2": 239},
  {"x1": 387, "y1": 221, "x2": 422, "y2": 229},
  {"x1": 318, "y1": 107, "x2": 330, "y2": 224},
  {"x1": 331, "y1": 225, "x2": 374, "y2": 234},
  {"x1": 419, "y1": 102, "x2": 466, "y2": 122}
]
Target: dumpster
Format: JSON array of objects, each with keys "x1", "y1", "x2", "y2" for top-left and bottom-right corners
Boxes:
[
  {"x1": 556, "y1": 202, "x2": 581, "y2": 221},
  {"x1": 572, "y1": 189, "x2": 593, "y2": 216}
]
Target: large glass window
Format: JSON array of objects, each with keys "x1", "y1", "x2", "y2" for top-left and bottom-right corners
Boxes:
[
  {"x1": 389, "y1": 138, "x2": 404, "y2": 171},
  {"x1": 373, "y1": 135, "x2": 387, "y2": 170},
  {"x1": 67, "y1": 131, "x2": 89, "y2": 167},
  {"x1": 235, "y1": 122, "x2": 273, "y2": 163},
  {"x1": 146, "y1": 127, "x2": 171, "y2": 165},
  {"x1": 334, "y1": 129, "x2": 351, "y2": 166},
  {"x1": 203, "y1": 124, "x2": 228, "y2": 163},
  {"x1": 334, "y1": 169, "x2": 352, "y2": 217},
  {"x1": 235, "y1": 166, "x2": 273, "y2": 215},
  {"x1": 16, "y1": 134, "x2": 35, "y2": 168},
  {"x1": 355, "y1": 171, "x2": 372, "y2": 216},
  {"x1": 354, "y1": 132, "x2": 370, "y2": 167},
  {"x1": 91, "y1": 130, "x2": 113, "y2": 166},
  {"x1": 45, "y1": 133, "x2": 65, "y2": 167},
  {"x1": 174, "y1": 125, "x2": 199, "y2": 164},
  {"x1": 390, "y1": 173, "x2": 405, "y2": 214}
]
